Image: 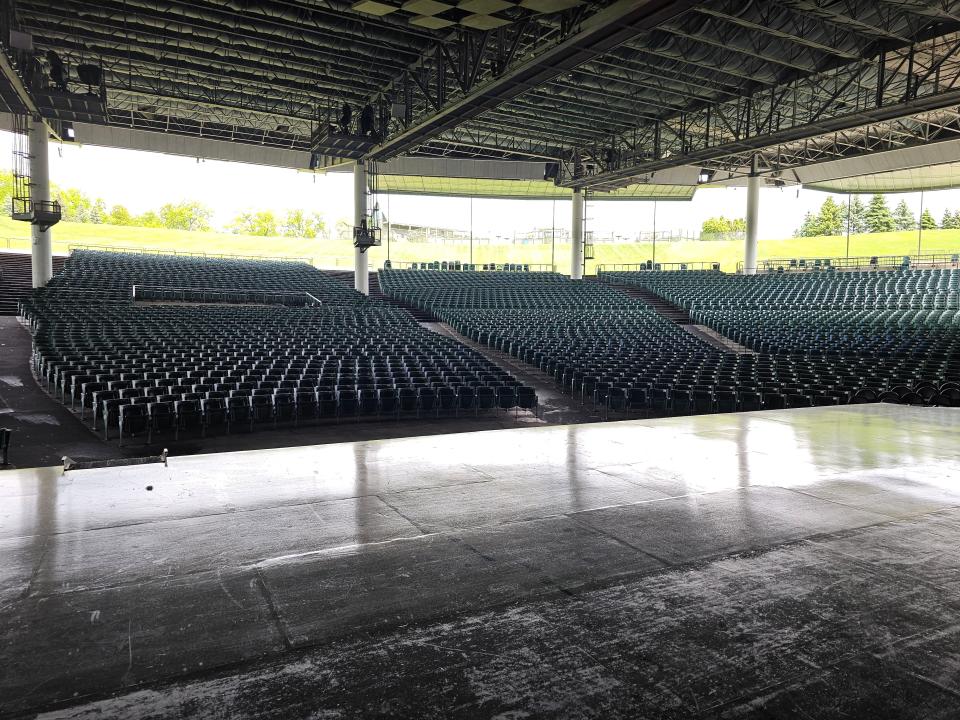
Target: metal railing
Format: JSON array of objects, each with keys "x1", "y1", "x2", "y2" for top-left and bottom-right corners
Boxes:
[
  {"x1": 386, "y1": 260, "x2": 556, "y2": 272},
  {"x1": 132, "y1": 284, "x2": 322, "y2": 306},
  {"x1": 740, "y1": 251, "x2": 960, "y2": 274},
  {"x1": 596, "y1": 261, "x2": 722, "y2": 272},
  {"x1": 69, "y1": 243, "x2": 313, "y2": 264}
]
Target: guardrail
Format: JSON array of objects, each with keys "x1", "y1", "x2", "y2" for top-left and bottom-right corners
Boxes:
[
  {"x1": 596, "y1": 261, "x2": 722, "y2": 272},
  {"x1": 132, "y1": 285, "x2": 322, "y2": 306},
  {"x1": 69, "y1": 243, "x2": 313, "y2": 264},
  {"x1": 741, "y1": 251, "x2": 960, "y2": 274},
  {"x1": 387, "y1": 260, "x2": 556, "y2": 272},
  {"x1": 0, "y1": 236, "x2": 30, "y2": 250}
]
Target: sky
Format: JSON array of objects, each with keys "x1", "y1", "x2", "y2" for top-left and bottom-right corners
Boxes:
[{"x1": 6, "y1": 130, "x2": 960, "y2": 240}]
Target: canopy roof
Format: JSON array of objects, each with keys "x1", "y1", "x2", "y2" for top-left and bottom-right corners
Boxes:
[{"x1": 377, "y1": 174, "x2": 695, "y2": 200}]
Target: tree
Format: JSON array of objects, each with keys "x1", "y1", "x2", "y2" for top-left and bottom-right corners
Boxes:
[
  {"x1": 892, "y1": 199, "x2": 916, "y2": 231},
  {"x1": 229, "y1": 210, "x2": 278, "y2": 236},
  {"x1": 335, "y1": 218, "x2": 353, "y2": 240},
  {"x1": 818, "y1": 196, "x2": 845, "y2": 236},
  {"x1": 281, "y1": 209, "x2": 326, "y2": 238},
  {"x1": 58, "y1": 187, "x2": 94, "y2": 222},
  {"x1": 89, "y1": 199, "x2": 107, "y2": 224},
  {"x1": 865, "y1": 194, "x2": 895, "y2": 233},
  {"x1": 796, "y1": 211, "x2": 822, "y2": 237},
  {"x1": 942, "y1": 209, "x2": 959, "y2": 230},
  {"x1": 920, "y1": 208, "x2": 937, "y2": 230},
  {"x1": 847, "y1": 196, "x2": 868, "y2": 234},
  {"x1": 701, "y1": 216, "x2": 746, "y2": 237},
  {"x1": 0, "y1": 171, "x2": 15, "y2": 211},
  {"x1": 159, "y1": 201, "x2": 212, "y2": 231},
  {"x1": 107, "y1": 204, "x2": 133, "y2": 226},
  {"x1": 134, "y1": 210, "x2": 164, "y2": 228}
]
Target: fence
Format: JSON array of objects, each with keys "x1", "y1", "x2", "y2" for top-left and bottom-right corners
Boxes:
[
  {"x1": 70, "y1": 243, "x2": 313, "y2": 264},
  {"x1": 595, "y1": 261, "x2": 722, "y2": 272},
  {"x1": 388, "y1": 260, "x2": 555, "y2": 272},
  {"x1": 741, "y1": 251, "x2": 960, "y2": 274}
]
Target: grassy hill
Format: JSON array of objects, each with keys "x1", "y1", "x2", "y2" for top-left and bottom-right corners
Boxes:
[{"x1": 2, "y1": 217, "x2": 959, "y2": 273}]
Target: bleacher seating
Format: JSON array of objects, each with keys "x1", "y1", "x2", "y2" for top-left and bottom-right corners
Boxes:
[
  {"x1": 596, "y1": 269, "x2": 960, "y2": 407},
  {"x1": 24, "y1": 251, "x2": 538, "y2": 444},
  {"x1": 46, "y1": 250, "x2": 369, "y2": 304},
  {"x1": 381, "y1": 267, "x2": 960, "y2": 414},
  {"x1": 380, "y1": 269, "x2": 634, "y2": 309}
]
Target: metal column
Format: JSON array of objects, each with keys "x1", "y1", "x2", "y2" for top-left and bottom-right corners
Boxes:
[
  {"x1": 30, "y1": 119, "x2": 51, "y2": 288},
  {"x1": 571, "y1": 188, "x2": 584, "y2": 280},
  {"x1": 744, "y1": 155, "x2": 760, "y2": 276},
  {"x1": 353, "y1": 161, "x2": 369, "y2": 295}
]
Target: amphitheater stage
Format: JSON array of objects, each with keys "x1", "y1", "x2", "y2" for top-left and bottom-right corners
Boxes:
[{"x1": 3, "y1": 404, "x2": 960, "y2": 718}]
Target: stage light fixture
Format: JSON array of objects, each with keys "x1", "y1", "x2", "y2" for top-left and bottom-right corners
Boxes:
[
  {"x1": 76, "y1": 63, "x2": 102, "y2": 94},
  {"x1": 47, "y1": 50, "x2": 67, "y2": 91},
  {"x1": 337, "y1": 103, "x2": 353, "y2": 134}
]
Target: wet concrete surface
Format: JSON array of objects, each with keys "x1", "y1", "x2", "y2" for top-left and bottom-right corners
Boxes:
[{"x1": 3, "y1": 404, "x2": 960, "y2": 718}]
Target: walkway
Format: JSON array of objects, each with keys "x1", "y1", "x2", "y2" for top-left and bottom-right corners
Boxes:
[{"x1": 425, "y1": 321, "x2": 602, "y2": 424}]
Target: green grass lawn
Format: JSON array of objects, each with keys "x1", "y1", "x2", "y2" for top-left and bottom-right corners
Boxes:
[{"x1": 3, "y1": 218, "x2": 959, "y2": 273}]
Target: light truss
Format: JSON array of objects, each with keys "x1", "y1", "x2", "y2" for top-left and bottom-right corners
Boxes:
[
  {"x1": 709, "y1": 108, "x2": 960, "y2": 178},
  {"x1": 558, "y1": 30, "x2": 960, "y2": 188},
  {"x1": 12, "y1": 0, "x2": 960, "y2": 174}
]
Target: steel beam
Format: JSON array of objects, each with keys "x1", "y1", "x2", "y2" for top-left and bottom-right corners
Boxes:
[{"x1": 368, "y1": 0, "x2": 700, "y2": 160}]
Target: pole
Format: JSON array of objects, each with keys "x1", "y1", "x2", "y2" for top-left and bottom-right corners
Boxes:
[
  {"x1": 918, "y1": 190, "x2": 924, "y2": 257},
  {"x1": 652, "y1": 200, "x2": 657, "y2": 267},
  {"x1": 744, "y1": 154, "x2": 760, "y2": 275},
  {"x1": 386, "y1": 191, "x2": 391, "y2": 264},
  {"x1": 353, "y1": 160, "x2": 369, "y2": 294},
  {"x1": 571, "y1": 188, "x2": 584, "y2": 280},
  {"x1": 846, "y1": 194, "x2": 851, "y2": 260},
  {"x1": 551, "y1": 199, "x2": 557, "y2": 271},
  {"x1": 469, "y1": 196, "x2": 473, "y2": 266},
  {"x1": 30, "y1": 119, "x2": 52, "y2": 288}
]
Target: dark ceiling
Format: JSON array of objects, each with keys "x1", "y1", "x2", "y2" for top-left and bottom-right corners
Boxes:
[{"x1": 13, "y1": 0, "x2": 960, "y2": 189}]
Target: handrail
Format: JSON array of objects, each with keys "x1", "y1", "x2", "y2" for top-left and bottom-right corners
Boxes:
[
  {"x1": 68, "y1": 243, "x2": 313, "y2": 264},
  {"x1": 596, "y1": 261, "x2": 721, "y2": 272},
  {"x1": 387, "y1": 260, "x2": 556, "y2": 272},
  {"x1": 740, "y1": 251, "x2": 960, "y2": 273}
]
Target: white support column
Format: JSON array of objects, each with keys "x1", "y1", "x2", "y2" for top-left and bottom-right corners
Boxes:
[
  {"x1": 744, "y1": 154, "x2": 760, "y2": 276},
  {"x1": 30, "y1": 119, "x2": 52, "y2": 288},
  {"x1": 571, "y1": 188, "x2": 584, "y2": 280},
  {"x1": 353, "y1": 160, "x2": 369, "y2": 295}
]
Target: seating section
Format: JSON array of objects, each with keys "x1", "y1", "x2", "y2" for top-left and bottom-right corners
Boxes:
[
  {"x1": 381, "y1": 269, "x2": 753, "y2": 414},
  {"x1": 46, "y1": 250, "x2": 368, "y2": 304},
  {"x1": 381, "y1": 267, "x2": 960, "y2": 414},
  {"x1": 598, "y1": 269, "x2": 960, "y2": 407},
  {"x1": 25, "y1": 251, "x2": 537, "y2": 444},
  {"x1": 0, "y1": 252, "x2": 68, "y2": 315},
  {"x1": 380, "y1": 269, "x2": 632, "y2": 309}
]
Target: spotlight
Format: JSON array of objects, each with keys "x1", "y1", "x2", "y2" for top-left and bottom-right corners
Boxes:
[
  {"x1": 76, "y1": 63, "x2": 102, "y2": 95},
  {"x1": 697, "y1": 169, "x2": 715, "y2": 184},
  {"x1": 359, "y1": 103, "x2": 375, "y2": 136},
  {"x1": 47, "y1": 50, "x2": 67, "y2": 92},
  {"x1": 337, "y1": 103, "x2": 352, "y2": 134}
]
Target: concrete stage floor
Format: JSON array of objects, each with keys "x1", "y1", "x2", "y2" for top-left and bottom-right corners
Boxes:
[{"x1": 3, "y1": 404, "x2": 960, "y2": 718}]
